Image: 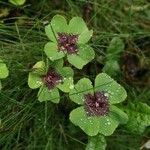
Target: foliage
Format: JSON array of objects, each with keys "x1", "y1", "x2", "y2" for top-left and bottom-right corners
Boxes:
[
  {"x1": 28, "y1": 60, "x2": 74, "y2": 103},
  {"x1": 0, "y1": 59, "x2": 9, "y2": 90},
  {"x1": 26, "y1": 14, "x2": 129, "y2": 148},
  {"x1": 103, "y1": 37, "x2": 125, "y2": 76},
  {"x1": 44, "y1": 15, "x2": 95, "y2": 69},
  {"x1": 0, "y1": 0, "x2": 150, "y2": 149},
  {"x1": 69, "y1": 73, "x2": 128, "y2": 136},
  {"x1": 123, "y1": 102, "x2": 150, "y2": 134},
  {"x1": 86, "y1": 134, "x2": 106, "y2": 150}
]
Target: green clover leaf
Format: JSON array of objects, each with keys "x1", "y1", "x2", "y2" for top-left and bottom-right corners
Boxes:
[
  {"x1": 98, "y1": 106, "x2": 128, "y2": 136},
  {"x1": 28, "y1": 61, "x2": 46, "y2": 89},
  {"x1": 28, "y1": 73, "x2": 43, "y2": 89},
  {"x1": 44, "y1": 15, "x2": 95, "y2": 69},
  {"x1": 32, "y1": 61, "x2": 47, "y2": 75},
  {"x1": 38, "y1": 86, "x2": 60, "y2": 103},
  {"x1": 0, "y1": 59, "x2": 9, "y2": 79},
  {"x1": 51, "y1": 58, "x2": 64, "y2": 69},
  {"x1": 70, "y1": 106, "x2": 100, "y2": 136},
  {"x1": 0, "y1": 59, "x2": 9, "y2": 90},
  {"x1": 94, "y1": 73, "x2": 127, "y2": 104},
  {"x1": 44, "y1": 42, "x2": 65, "y2": 61},
  {"x1": 69, "y1": 78, "x2": 93, "y2": 105},
  {"x1": 45, "y1": 15, "x2": 68, "y2": 43},
  {"x1": 56, "y1": 67, "x2": 74, "y2": 93},
  {"x1": 67, "y1": 45, "x2": 95, "y2": 69},
  {"x1": 69, "y1": 73, "x2": 128, "y2": 136},
  {"x1": 68, "y1": 17, "x2": 93, "y2": 44},
  {"x1": 28, "y1": 59, "x2": 74, "y2": 103},
  {"x1": 98, "y1": 113, "x2": 119, "y2": 136}
]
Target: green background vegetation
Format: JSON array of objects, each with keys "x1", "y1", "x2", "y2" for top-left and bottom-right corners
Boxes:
[{"x1": 0, "y1": 0, "x2": 150, "y2": 149}]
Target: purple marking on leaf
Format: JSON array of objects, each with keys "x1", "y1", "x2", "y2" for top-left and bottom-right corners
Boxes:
[
  {"x1": 84, "y1": 91, "x2": 109, "y2": 117},
  {"x1": 57, "y1": 33, "x2": 79, "y2": 54},
  {"x1": 42, "y1": 68, "x2": 62, "y2": 89}
]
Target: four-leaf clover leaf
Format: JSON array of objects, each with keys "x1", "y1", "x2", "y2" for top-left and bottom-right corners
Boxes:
[
  {"x1": 0, "y1": 59, "x2": 9, "y2": 90},
  {"x1": 44, "y1": 15, "x2": 95, "y2": 69},
  {"x1": 28, "y1": 59, "x2": 74, "y2": 103},
  {"x1": 69, "y1": 73, "x2": 128, "y2": 136}
]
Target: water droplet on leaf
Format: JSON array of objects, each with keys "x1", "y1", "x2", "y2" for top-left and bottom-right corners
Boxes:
[
  {"x1": 104, "y1": 93, "x2": 109, "y2": 97},
  {"x1": 107, "y1": 122, "x2": 111, "y2": 125},
  {"x1": 69, "y1": 85, "x2": 74, "y2": 89},
  {"x1": 36, "y1": 81, "x2": 42, "y2": 84}
]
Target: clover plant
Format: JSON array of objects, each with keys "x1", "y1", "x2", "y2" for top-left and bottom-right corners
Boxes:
[
  {"x1": 69, "y1": 73, "x2": 128, "y2": 136},
  {"x1": 0, "y1": 59, "x2": 9, "y2": 90},
  {"x1": 28, "y1": 59, "x2": 74, "y2": 103},
  {"x1": 27, "y1": 14, "x2": 129, "y2": 149},
  {"x1": 44, "y1": 15, "x2": 95, "y2": 69}
]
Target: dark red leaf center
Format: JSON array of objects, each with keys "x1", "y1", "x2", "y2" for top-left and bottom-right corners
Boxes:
[
  {"x1": 84, "y1": 91, "x2": 109, "y2": 117},
  {"x1": 57, "y1": 33, "x2": 79, "y2": 54},
  {"x1": 42, "y1": 68, "x2": 62, "y2": 89}
]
